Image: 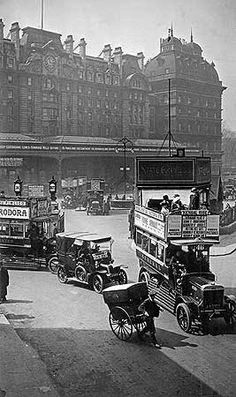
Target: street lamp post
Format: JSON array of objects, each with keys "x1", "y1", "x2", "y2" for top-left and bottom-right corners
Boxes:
[
  {"x1": 14, "y1": 176, "x2": 23, "y2": 197},
  {"x1": 115, "y1": 136, "x2": 134, "y2": 199},
  {"x1": 48, "y1": 176, "x2": 57, "y2": 201}
]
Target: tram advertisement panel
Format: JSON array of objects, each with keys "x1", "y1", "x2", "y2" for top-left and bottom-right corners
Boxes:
[
  {"x1": 0, "y1": 199, "x2": 29, "y2": 219},
  {"x1": 135, "y1": 206, "x2": 165, "y2": 240},
  {"x1": 136, "y1": 157, "x2": 211, "y2": 186},
  {"x1": 167, "y1": 211, "x2": 219, "y2": 240}
]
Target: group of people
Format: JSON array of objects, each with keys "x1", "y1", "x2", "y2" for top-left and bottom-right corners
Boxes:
[{"x1": 160, "y1": 187, "x2": 209, "y2": 216}]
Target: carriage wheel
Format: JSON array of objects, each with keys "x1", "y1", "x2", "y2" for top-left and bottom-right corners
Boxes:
[
  {"x1": 109, "y1": 306, "x2": 133, "y2": 341},
  {"x1": 134, "y1": 316, "x2": 147, "y2": 334}
]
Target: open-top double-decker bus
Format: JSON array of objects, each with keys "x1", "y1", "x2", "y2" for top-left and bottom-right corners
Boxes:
[{"x1": 132, "y1": 154, "x2": 236, "y2": 332}]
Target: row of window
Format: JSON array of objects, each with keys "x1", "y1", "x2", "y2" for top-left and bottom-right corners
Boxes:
[
  {"x1": 136, "y1": 230, "x2": 165, "y2": 262},
  {"x1": 158, "y1": 93, "x2": 219, "y2": 108}
]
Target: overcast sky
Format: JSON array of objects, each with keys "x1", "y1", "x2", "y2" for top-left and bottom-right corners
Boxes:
[{"x1": 1, "y1": 0, "x2": 236, "y2": 131}]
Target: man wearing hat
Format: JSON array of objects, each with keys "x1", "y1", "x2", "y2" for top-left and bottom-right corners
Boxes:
[
  {"x1": 189, "y1": 188, "x2": 200, "y2": 210},
  {"x1": 0, "y1": 261, "x2": 9, "y2": 303},
  {"x1": 138, "y1": 291, "x2": 161, "y2": 348},
  {"x1": 171, "y1": 194, "x2": 184, "y2": 212}
]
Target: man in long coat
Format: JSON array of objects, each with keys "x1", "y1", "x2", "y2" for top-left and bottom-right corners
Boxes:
[{"x1": 0, "y1": 261, "x2": 9, "y2": 302}]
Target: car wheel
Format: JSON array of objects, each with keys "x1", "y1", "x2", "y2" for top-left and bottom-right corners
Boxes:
[
  {"x1": 118, "y1": 269, "x2": 128, "y2": 284},
  {"x1": 138, "y1": 271, "x2": 150, "y2": 284},
  {"x1": 47, "y1": 256, "x2": 59, "y2": 274},
  {"x1": 57, "y1": 266, "x2": 68, "y2": 284},
  {"x1": 92, "y1": 274, "x2": 104, "y2": 294},
  {"x1": 75, "y1": 264, "x2": 87, "y2": 283},
  {"x1": 224, "y1": 299, "x2": 236, "y2": 325},
  {"x1": 176, "y1": 303, "x2": 192, "y2": 332}
]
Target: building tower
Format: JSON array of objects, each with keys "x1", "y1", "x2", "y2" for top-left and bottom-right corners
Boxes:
[{"x1": 145, "y1": 26, "x2": 226, "y2": 174}]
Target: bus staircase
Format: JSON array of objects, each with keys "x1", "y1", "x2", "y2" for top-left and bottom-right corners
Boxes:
[{"x1": 148, "y1": 277, "x2": 176, "y2": 314}]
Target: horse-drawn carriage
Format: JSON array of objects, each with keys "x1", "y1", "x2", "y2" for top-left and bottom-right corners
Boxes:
[{"x1": 103, "y1": 282, "x2": 150, "y2": 341}]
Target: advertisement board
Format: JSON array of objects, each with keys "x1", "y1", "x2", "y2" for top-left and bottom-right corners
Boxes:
[
  {"x1": 135, "y1": 206, "x2": 165, "y2": 240},
  {"x1": 136, "y1": 157, "x2": 211, "y2": 186},
  {"x1": 0, "y1": 205, "x2": 30, "y2": 219},
  {"x1": 167, "y1": 211, "x2": 219, "y2": 240}
]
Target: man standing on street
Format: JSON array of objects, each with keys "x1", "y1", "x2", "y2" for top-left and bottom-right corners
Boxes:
[
  {"x1": 0, "y1": 261, "x2": 9, "y2": 303},
  {"x1": 138, "y1": 291, "x2": 161, "y2": 348}
]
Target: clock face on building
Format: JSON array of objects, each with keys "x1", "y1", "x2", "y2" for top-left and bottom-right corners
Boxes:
[{"x1": 44, "y1": 54, "x2": 56, "y2": 72}]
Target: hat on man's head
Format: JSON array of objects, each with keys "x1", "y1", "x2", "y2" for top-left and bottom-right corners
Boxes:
[{"x1": 173, "y1": 194, "x2": 180, "y2": 203}]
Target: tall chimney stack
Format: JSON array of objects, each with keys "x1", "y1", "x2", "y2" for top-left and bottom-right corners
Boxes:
[
  {"x1": 137, "y1": 52, "x2": 144, "y2": 71},
  {"x1": 79, "y1": 38, "x2": 87, "y2": 60},
  {"x1": 64, "y1": 35, "x2": 74, "y2": 54},
  {"x1": 103, "y1": 44, "x2": 112, "y2": 63},
  {"x1": 0, "y1": 19, "x2": 4, "y2": 41},
  {"x1": 10, "y1": 22, "x2": 20, "y2": 60}
]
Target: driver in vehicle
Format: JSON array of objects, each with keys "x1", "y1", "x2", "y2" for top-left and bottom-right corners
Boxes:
[{"x1": 78, "y1": 241, "x2": 96, "y2": 273}]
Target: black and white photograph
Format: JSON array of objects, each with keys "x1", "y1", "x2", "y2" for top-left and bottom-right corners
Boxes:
[{"x1": 0, "y1": 0, "x2": 235, "y2": 396}]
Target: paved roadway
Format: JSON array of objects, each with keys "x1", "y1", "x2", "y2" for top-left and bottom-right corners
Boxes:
[{"x1": 2, "y1": 210, "x2": 236, "y2": 397}]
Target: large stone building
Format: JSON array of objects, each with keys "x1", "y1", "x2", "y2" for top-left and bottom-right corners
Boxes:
[
  {"x1": 0, "y1": 20, "x2": 225, "y2": 195},
  {"x1": 145, "y1": 27, "x2": 225, "y2": 176}
]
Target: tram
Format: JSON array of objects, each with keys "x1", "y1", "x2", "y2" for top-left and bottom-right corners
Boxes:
[{"x1": 0, "y1": 178, "x2": 64, "y2": 268}]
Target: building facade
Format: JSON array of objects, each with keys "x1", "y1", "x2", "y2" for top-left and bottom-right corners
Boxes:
[
  {"x1": 145, "y1": 27, "x2": 225, "y2": 175},
  {"x1": 0, "y1": 20, "x2": 225, "y2": 195}
]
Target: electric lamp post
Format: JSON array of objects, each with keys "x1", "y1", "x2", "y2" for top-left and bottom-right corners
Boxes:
[
  {"x1": 48, "y1": 176, "x2": 57, "y2": 201},
  {"x1": 115, "y1": 137, "x2": 134, "y2": 199},
  {"x1": 14, "y1": 176, "x2": 23, "y2": 197}
]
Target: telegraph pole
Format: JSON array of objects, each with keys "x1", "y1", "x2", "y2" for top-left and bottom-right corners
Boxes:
[{"x1": 41, "y1": 0, "x2": 44, "y2": 30}]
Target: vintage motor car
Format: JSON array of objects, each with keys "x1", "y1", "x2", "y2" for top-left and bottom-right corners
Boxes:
[
  {"x1": 56, "y1": 232, "x2": 128, "y2": 293},
  {"x1": 87, "y1": 200, "x2": 103, "y2": 216}
]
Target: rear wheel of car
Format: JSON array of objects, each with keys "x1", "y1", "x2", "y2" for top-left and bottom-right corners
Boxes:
[
  {"x1": 92, "y1": 274, "x2": 104, "y2": 294},
  {"x1": 57, "y1": 266, "x2": 68, "y2": 284},
  {"x1": 118, "y1": 269, "x2": 128, "y2": 285},
  {"x1": 176, "y1": 303, "x2": 192, "y2": 332},
  {"x1": 138, "y1": 270, "x2": 150, "y2": 284},
  {"x1": 75, "y1": 264, "x2": 87, "y2": 283},
  {"x1": 47, "y1": 256, "x2": 59, "y2": 274}
]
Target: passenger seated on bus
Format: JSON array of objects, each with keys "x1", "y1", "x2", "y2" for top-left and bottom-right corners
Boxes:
[
  {"x1": 160, "y1": 201, "x2": 170, "y2": 216},
  {"x1": 162, "y1": 195, "x2": 171, "y2": 209},
  {"x1": 189, "y1": 188, "x2": 200, "y2": 210},
  {"x1": 171, "y1": 195, "x2": 185, "y2": 213}
]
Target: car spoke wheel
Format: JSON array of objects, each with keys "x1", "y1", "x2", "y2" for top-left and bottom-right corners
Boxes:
[
  {"x1": 225, "y1": 300, "x2": 236, "y2": 325},
  {"x1": 92, "y1": 274, "x2": 104, "y2": 293},
  {"x1": 75, "y1": 265, "x2": 87, "y2": 283},
  {"x1": 48, "y1": 256, "x2": 59, "y2": 274},
  {"x1": 109, "y1": 307, "x2": 133, "y2": 341},
  {"x1": 118, "y1": 269, "x2": 128, "y2": 285},
  {"x1": 176, "y1": 303, "x2": 191, "y2": 332},
  {"x1": 57, "y1": 266, "x2": 68, "y2": 284}
]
